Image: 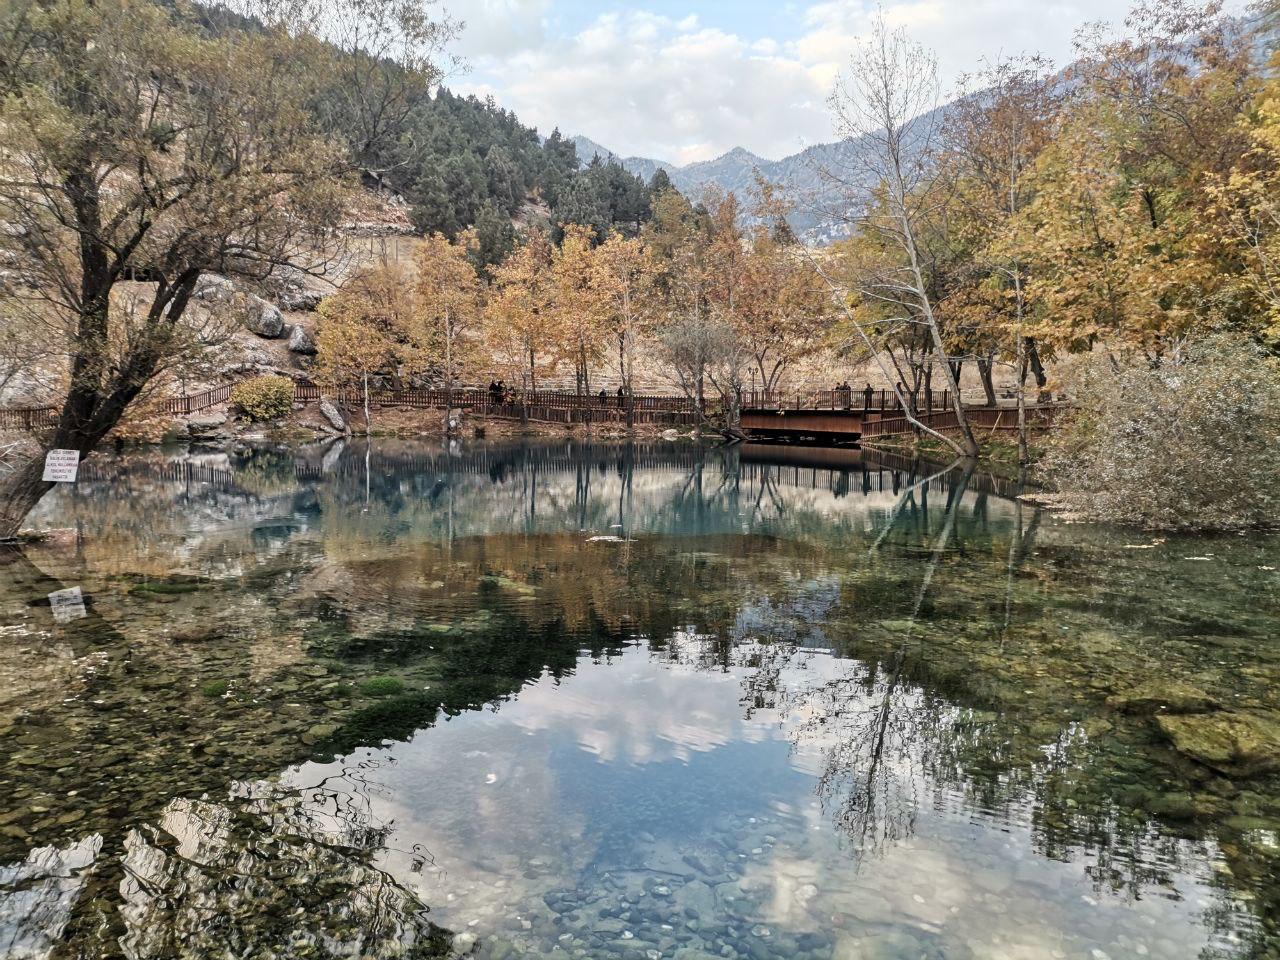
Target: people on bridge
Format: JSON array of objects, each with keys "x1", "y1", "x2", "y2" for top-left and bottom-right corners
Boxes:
[
  {"x1": 598, "y1": 388, "x2": 608, "y2": 404},
  {"x1": 616, "y1": 385, "x2": 625, "y2": 407},
  {"x1": 837, "y1": 381, "x2": 852, "y2": 409},
  {"x1": 864, "y1": 383, "x2": 874, "y2": 410}
]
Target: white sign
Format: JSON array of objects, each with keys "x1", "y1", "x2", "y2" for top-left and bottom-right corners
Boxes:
[
  {"x1": 42, "y1": 449, "x2": 79, "y2": 483},
  {"x1": 48, "y1": 586, "x2": 87, "y2": 624}
]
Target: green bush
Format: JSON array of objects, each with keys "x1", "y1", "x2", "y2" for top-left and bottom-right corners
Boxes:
[
  {"x1": 200, "y1": 679, "x2": 229, "y2": 697},
  {"x1": 360, "y1": 676, "x2": 407, "y2": 697},
  {"x1": 230, "y1": 375, "x2": 295, "y2": 422},
  {"x1": 1041, "y1": 337, "x2": 1280, "y2": 530}
]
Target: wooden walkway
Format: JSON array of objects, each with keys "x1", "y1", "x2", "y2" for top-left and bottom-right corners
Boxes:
[{"x1": 1, "y1": 381, "x2": 1063, "y2": 441}]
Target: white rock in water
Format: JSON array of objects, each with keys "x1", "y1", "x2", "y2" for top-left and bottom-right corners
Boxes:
[
  {"x1": 287, "y1": 324, "x2": 316, "y2": 354},
  {"x1": 661, "y1": 429, "x2": 680, "y2": 441}
]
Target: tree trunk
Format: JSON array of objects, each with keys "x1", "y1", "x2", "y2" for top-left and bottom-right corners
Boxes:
[
  {"x1": 0, "y1": 458, "x2": 55, "y2": 540},
  {"x1": 1016, "y1": 333, "x2": 1030, "y2": 469},
  {"x1": 1026, "y1": 338, "x2": 1049, "y2": 402},
  {"x1": 977, "y1": 355, "x2": 997, "y2": 407},
  {"x1": 362, "y1": 372, "x2": 371, "y2": 432}
]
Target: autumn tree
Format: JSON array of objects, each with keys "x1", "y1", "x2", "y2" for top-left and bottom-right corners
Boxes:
[
  {"x1": 314, "y1": 266, "x2": 406, "y2": 427},
  {"x1": 0, "y1": 0, "x2": 444, "y2": 536},
  {"x1": 408, "y1": 231, "x2": 484, "y2": 413},
  {"x1": 592, "y1": 233, "x2": 655, "y2": 422},
  {"x1": 644, "y1": 189, "x2": 720, "y2": 420},
  {"x1": 1019, "y1": 1, "x2": 1258, "y2": 356},
  {"x1": 944, "y1": 55, "x2": 1060, "y2": 462},
  {"x1": 552, "y1": 223, "x2": 608, "y2": 395},
  {"x1": 733, "y1": 180, "x2": 830, "y2": 393},
  {"x1": 485, "y1": 230, "x2": 558, "y2": 393}
]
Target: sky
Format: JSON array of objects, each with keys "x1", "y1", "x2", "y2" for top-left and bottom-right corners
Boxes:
[{"x1": 443, "y1": 0, "x2": 1251, "y2": 167}]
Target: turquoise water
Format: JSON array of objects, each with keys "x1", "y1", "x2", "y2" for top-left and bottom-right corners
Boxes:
[{"x1": 1, "y1": 440, "x2": 1277, "y2": 959}]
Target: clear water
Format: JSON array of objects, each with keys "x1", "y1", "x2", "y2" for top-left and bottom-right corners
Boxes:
[{"x1": 1, "y1": 439, "x2": 1278, "y2": 960}]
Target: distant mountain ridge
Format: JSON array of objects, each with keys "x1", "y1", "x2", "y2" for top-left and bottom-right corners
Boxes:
[{"x1": 570, "y1": 133, "x2": 870, "y2": 243}]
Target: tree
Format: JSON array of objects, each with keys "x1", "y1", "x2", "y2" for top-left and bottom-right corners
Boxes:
[
  {"x1": 551, "y1": 224, "x2": 607, "y2": 395},
  {"x1": 945, "y1": 55, "x2": 1060, "y2": 464},
  {"x1": 592, "y1": 233, "x2": 655, "y2": 423},
  {"x1": 285, "y1": 0, "x2": 459, "y2": 178},
  {"x1": 644, "y1": 188, "x2": 719, "y2": 420},
  {"x1": 485, "y1": 230, "x2": 558, "y2": 393},
  {"x1": 471, "y1": 199, "x2": 516, "y2": 275},
  {"x1": 408, "y1": 231, "x2": 484, "y2": 415},
  {"x1": 314, "y1": 268, "x2": 403, "y2": 429},
  {"x1": 1019, "y1": 1, "x2": 1258, "y2": 357},
  {"x1": 826, "y1": 13, "x2": 979, "y2": 457},
  {"x1": 0, "y1": 0, "x2": 421, "y2": 537},
  {"x1": 732, "y1": 180, "x2": 830, "y2": 393}
]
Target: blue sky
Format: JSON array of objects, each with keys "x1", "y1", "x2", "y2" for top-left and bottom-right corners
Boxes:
[{"x1": 444, "y1": 0, "x2": 1252, "y2": 166}]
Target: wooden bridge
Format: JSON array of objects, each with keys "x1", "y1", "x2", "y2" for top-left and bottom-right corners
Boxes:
[{"x1": 738, "y1": 388, "x2": 1061, "y2": 444}]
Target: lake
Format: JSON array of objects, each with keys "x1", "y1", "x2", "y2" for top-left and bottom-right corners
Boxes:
[{"x1": 1, "y1": 439, "x2": 1278, "y2": 960}]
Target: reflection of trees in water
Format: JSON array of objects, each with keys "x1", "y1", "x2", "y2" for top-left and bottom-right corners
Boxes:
[
  {"x1": 91, "y1": 772, "x2": 445, "y2": 959},
  {"x1": 781, "y1": 461, "x2": 977, "y2": 858},
  {"x1": 1, "y1": 773, "x2": 451, "y2": 960}
]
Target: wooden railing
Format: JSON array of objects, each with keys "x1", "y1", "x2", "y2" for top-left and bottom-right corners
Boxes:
[
  {"x1": 743, "y1": 388, "x2": 953, "y2": 412},
  {"x1": 0, "y1": 378, "x2": 1064, "y2": 437},
  {"x1": 293, "y1": 384, "x2": 697, "y2": 413},
  {"x1": 861, "y1": 405, "x2": 1063, "y2": 439},
  {"x1": 0, "y1": 406, "x2": 59, "y2": 431},
  {"x1": 1, "y1": 383, "x2": 703, "y2": 432}
]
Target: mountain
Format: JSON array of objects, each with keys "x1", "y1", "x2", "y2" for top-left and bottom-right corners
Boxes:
[
  {"x1": 570, "y1": 135, "x2": 678, "y2": 185},
  {"x1": 572, "y1": 104, "x2": 954, "y2": 244},
  {"x1": 571, "y1": 135, "x2": 871, "y2": 242}
]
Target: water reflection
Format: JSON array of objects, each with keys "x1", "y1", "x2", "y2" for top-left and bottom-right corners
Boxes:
[{"x1": 1, "y1": 439, "x2": 1277, "y2": 959}]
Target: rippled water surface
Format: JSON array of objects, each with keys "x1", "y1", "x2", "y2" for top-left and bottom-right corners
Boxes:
[{"x1": 1, "y1": 439, "x2": 1278, "y2": 960}]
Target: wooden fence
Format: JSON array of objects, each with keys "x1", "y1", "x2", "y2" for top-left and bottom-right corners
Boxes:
[
  {"x1": 860, "y1": 404, "x2": 1063, "y2": 439},
  {"x1": 744, "y1": 387, "x2": 953, "y2": 412}
]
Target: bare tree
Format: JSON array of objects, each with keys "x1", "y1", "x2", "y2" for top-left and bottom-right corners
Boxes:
[{"x1": 827, "y1": 12, "x2": 979, "y2": 457}]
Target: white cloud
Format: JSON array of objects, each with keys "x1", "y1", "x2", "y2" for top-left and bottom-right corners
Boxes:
[
  {"x1": 448, "y1": 0, "x2": 551, "y2": 60},
  {"x1": 447, "y1": 0, "x2": 1253, "y2": 167}
]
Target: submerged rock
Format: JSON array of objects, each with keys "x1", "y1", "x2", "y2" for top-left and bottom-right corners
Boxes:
[
  {"x1": 1107, "y1": 681, "x2": 1220, "y2": 716},
  {"x1": 1157, "y1": 712, "x2": 1280, "y2": 775}
]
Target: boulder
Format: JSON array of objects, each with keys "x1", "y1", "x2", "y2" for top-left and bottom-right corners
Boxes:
[
  {"x1": 661, "y1": 429, "x2": 680, "y2": 441},
  {"x1": 279, "y1": 285, "x2": 323, "y2": 312},
  {"x1": 266, "y1": 265, "x2": 325, "y2": 312},
  {"x1": 187, "y1": 413, "x2": 228, "y2": 437},
  {"x1": 244, "y1": 297, "x2": 284, "y2": 338},
  {"x1": 1157, "y1": 712, "x2": 1280, "y2": 776},
  {"x1": 193, "y1": 273, "x2": 235, "y2": 303},
  {"x1": 318, "y1": 398, "x2": 349, "y2": 434},
  {"x1": 1107, "y1": 680, "x2": 1220, "y2": 716},
  {"x1": 444, "y1": 407, "x2": 465, "y2": 435},
  {"x1": 287, "y1": 324, "x2": 317, "y2": 354}
]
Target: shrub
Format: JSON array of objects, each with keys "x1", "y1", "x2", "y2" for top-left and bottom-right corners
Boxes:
[
  {"x1": 1041, "y1": 337, "x2": 1280, "y2": 530},
  {"x1": 230, "y1": 375, "x2": 295, "y2": 422},
  {"x1": 200, "y1": 679, "x2": 229, "y2": 697},
  {"x1": 361, "y1": 676, "x2": 407, "y2": 697}
]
